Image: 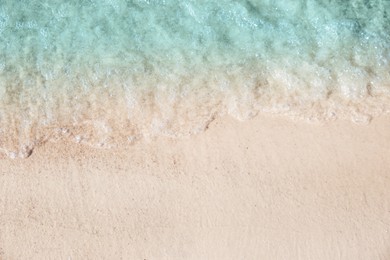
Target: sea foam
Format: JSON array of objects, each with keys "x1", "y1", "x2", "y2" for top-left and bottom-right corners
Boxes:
[{"x1": 0, "y1": 0, "x2": 389, "y2": 157}]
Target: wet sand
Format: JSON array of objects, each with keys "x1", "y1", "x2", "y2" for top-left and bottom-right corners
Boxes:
[{"x1": 0, "y1": 114, "x2": 390, "y2": 259}]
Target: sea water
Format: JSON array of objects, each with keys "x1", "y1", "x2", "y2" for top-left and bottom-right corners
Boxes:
[{"x1": 0, "y1": 0, "x2": 389, "y2": 157}]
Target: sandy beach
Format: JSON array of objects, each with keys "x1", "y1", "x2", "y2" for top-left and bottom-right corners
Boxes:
[{"x1": 0, "y1": 114, "x2": 390, "y2": 259}]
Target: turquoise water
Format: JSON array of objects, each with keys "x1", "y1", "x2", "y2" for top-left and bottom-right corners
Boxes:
[{"x1": 0, "y1": 0, "x2": 390, "y2": 157}]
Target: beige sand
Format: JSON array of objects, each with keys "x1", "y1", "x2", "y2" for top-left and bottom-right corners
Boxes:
[{"x1": 0, "y1": 114, "x2": 390, "y2": 259}]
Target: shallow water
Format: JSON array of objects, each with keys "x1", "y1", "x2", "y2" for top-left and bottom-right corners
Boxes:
[{"x1": 0, "y1": 0, "x2": 390, "y2": 157}]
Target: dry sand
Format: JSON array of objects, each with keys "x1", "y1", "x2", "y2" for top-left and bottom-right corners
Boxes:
[{"x1": 0, "y1": 114, "x2": 390, "y2": 259}]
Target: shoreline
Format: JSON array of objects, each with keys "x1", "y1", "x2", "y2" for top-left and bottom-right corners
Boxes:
[
  {"x1": 2, "y1": 85, "x2": 390, "y2": 159},
  {"x1": 1, "y1": 113, "x2": 390, "y2": 259}
]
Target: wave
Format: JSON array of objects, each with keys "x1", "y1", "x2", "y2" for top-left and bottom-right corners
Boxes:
[{"x1": 0, "y1": 0, "x2": 389, "y2": 157}]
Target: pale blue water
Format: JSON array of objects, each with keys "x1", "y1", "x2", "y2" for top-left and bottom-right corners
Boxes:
[{"x1": 0, "y1": 0, "x2": 389, "y2": 157}]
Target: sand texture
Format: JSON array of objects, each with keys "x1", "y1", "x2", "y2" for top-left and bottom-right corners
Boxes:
[{"x1": 0, "y1": 114, "x2": 390, "y2": 259}]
